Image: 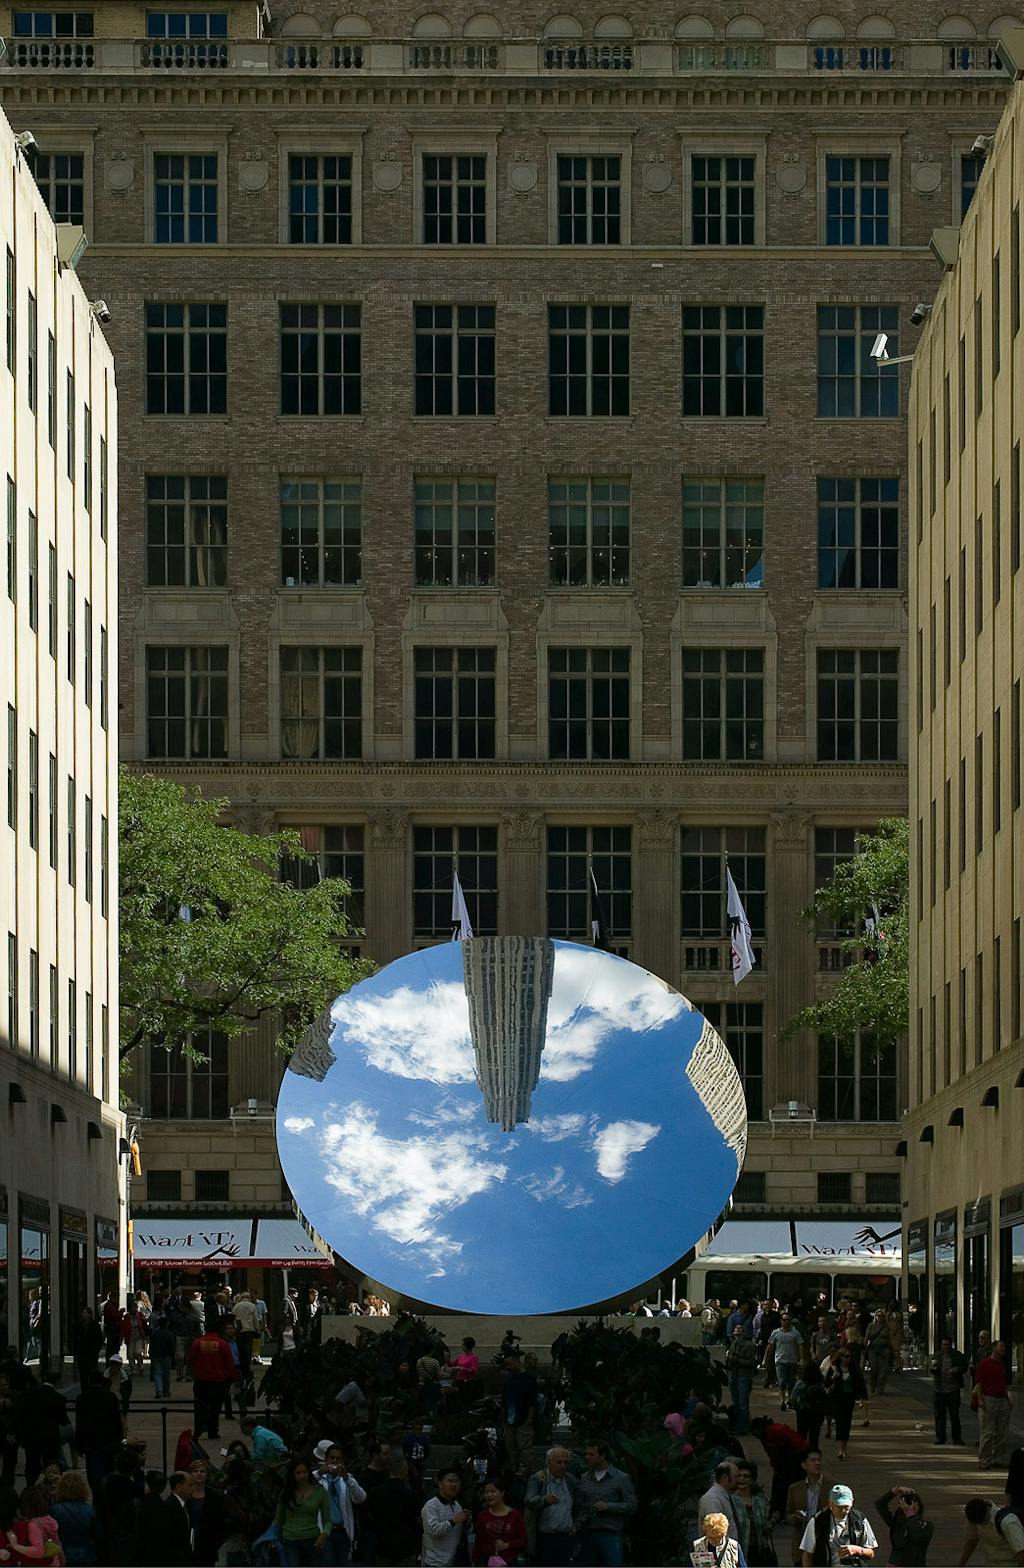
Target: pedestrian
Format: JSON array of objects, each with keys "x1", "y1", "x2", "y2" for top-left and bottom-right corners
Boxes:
[
  {"x1": 698, "y1": 1460, "x2": 742, "y2": 1545},
  {"x1": 865, "y1": 1311, "x2": 893, "y2": 1395},
  {"x1": 734, "y1": 1458, "x2": 777, "y2": 1568},
  {"x1": 313, "y1": 1440, "x2": 366, "y2": 1566},
  {"x1": 186, "y1": 1457, "x2": 227, "y2": 1567},
  {"x1": 364, "y1": 1454, "x2": 421, "y2": 1568},
  {"x1": 701, "y1": 1299, "x2": 722, "y2": 1346},
  {"x1": 137, "y1": 1470, "x2": 169, "y2": 1567},
  {"x1": 51, "y1": 1470, "x2": 98, "y2": 1566},
  {"x1": 692, "y1": 1512, "x2": 747, "y2": 1568},
  {"x1": 727, "y1": 1324, "x2": 759, "y2": 1436},
  {"x1": 1005, "y1": 1445, "x2": 1024, "y2": 1516},
  {"x1": 526, "y1": 1446, "x2": 579, "y2": 1568},
  {"x1": 451, "y1": 1336, "x2": 481, "y2": 1405},
  {"x1": 785, "y1": 1452, "x2": 834, "y2": 1568},
  {"x1": 100, "y1": 1291, "x2": 123, "y2": 1364},
  {"x1": 239, "y1": 1414, "x2": 289, "y2": 1467},
  {"x1": 472, "y1": 1476, "x2": 528, "y2": 1565},
  {"x1": 799, "y1": 1482, "x2": 877, "y2": 1566},
  {"x1": 575, "y1": 1438, "x2": 637, "y2": 1567},
  {"x1": 187, "y1": 1323, "x2": 235, "y2": 1441},
  {"x1": 0, "y1": 1373, "x2": 16, "y2": 1488},
  {"x1": 15, "y1": 1376, "x2": 67, "y2": 1485},
  {"x1": 147, "y1": 1316, "x2": 174, "y2": 1402},
  {"x1": 931, "y1": 1336, "x2": 968, "y2": 1445},
  {"x1": 768, "y1": 1312, "x2": 805, "y2": 1411},
  {"x1": 958, "y1": 1496, "x2": 1024, "y2": 1564},
  {"x1": 810, "y1": 1317, "x2": 836, "y2": 1367},
  {"x1": 271, "y1": 1456, "x2": 331, "y2": 1567},
  {"x1": 501, "y1": 1353, "x2": 539, "y2": 1476},
  {"x1": 163, "y1": 1471, "x2": 195, "y2": 1567},
  {"x1": 72, "y1": 1311, "x2": 103, "y2": 1391},
  {"x1": 791, "y1": 1362, "x2": 828, "y2": 1451},
  {"x1": 421, "y1": 1468, "x2": 471, "y2": 1568},
  {"x1": 974, "y1": 1341, "x2": 1013, "y2": 1471},
  {"x1": 232, "y1": 1293, "x2": 259, "y2": 1386},
  {"x1": 281, "y1": 1288, "x2": 300, "y2": 1352},
  {"x1": 875, "y1": 1486, "x2": 933, "y2": 1567},
  {"x1": 823, "y1": 1347, "x2": 868, "y2": 1461},
  {"x1": 749, "y1": 1417, "x2": 810, "y2": 1520},
  {"x1": 121, "y1": 1295, "x2": 148, "y2": 1374},
  {"x1": 73, "y1": 1371, "x2": 123, "y2": 1499},
  {"x1": 8, "y1": 1483, "x2": 66, "y2": 1567}
]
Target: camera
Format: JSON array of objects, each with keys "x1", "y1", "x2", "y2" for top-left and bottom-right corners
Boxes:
[
  {"x1": 90, "y1": 300, "x2": 112, "y2": 324},
  {"x1": 910, "y1": 303, "x2": 932, "y2": 327}
]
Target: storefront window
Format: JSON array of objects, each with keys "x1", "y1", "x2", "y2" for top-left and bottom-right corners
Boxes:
[
  {"x1": 59, "y1": 1211, "x2": 88, "y2": 1361},
  {"x1": 95, "y1": 1218, "x2": 118, "y2": 1310},
  {"x1": 0, "y1": 1214, "x2": 8, "y2": 1343},
  {"x1": 907, "y1": 1220, "x2": 928, "y2": 1360},
  {"x1": 998, "y1": 1198, "x2": 1024, "y2": 1386},
  {"x1": 834, "y1": 1271, "x2": 897, "y2": 1311},
  {"x1": 19, "y1": 1199, "x2": 51, "y2": 1371},
  {"x1": 934, "y1": 1211, "x2": 957, "y2": 1349},
  {"x1": 703, "y1": 1269, "x2": 768, "y2": 1306},
  {"x1": 964, "y1": 1200, "x2": 991, "y2": 1359}
]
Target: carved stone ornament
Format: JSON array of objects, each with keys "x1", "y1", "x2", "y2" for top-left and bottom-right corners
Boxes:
[
  {"x1": 638, "y1": 809, "x2": 676, "y2": 846},
  {"x1": 372, "y1": 161, "x2": 403, "y2": 192},
  {"x1": 503, "y1": 811, "x2": 543, "y2": 844},
  {"x1": 910, "y1": 162, "x2": 942, "y2": 194},
  {"x1": 370, "y1": 807, "x2": 407, "y2": 845},
  {"x1": 508, "y1": 161, "x2": 538, "y2": 193},
  {"x1": 642, "y1": 161, "x2": 673, "y2": 193},
  {"x1": 238, "y1": 159, "x2": 269, "y2": 193},
  {"x1": 776, "y1": 160, "x2": 806, "y2": 193},
  {"x1": 105, "y1": 157, "x2": 135, "y2": 192},
  {"x1": 770, "y1": 807, "x2": 812, "y2": 845}
]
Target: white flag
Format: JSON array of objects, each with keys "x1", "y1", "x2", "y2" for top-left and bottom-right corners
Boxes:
[
  {"x1": 727, "y1": 868, "x2": 754, "y2": 986},
  {"x1": 451, "y1": 870, "x2": 474, "y2": 941}
]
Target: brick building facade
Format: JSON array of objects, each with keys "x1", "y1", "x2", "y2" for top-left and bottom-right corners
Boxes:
[{"x1": 0, "y1": 0, "x2": 1016, "y2": 1304}]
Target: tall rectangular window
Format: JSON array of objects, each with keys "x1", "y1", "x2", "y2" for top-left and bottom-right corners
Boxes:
[
  {"x1": 27, "y1": 731, "x2": 38, "y2": 851},
  {"x1": 682, "y1": 648, "x2": 764, "y2": 761},
  {"x1": 976, "y1": 732, "x2": 984, "y2": 854},
  {"x1": 414, "y1": 646, "x2": 495, "y2": 760},
  {"x1": 814, "y1": 827, "x2": 861, "y2": 940},
  {"x1": 943, "y1": 575, "x2": 951, "y2": 689},
  {"x1": 149, "y1": 1030, "x2": 230, "y2": 1119},
  {"x1": 681, "y1": 825, "x2": 766, "y2": 937},
  {"x1": 145, "y1": 303, "x2": 227, "y2": 415},
  {"x1": 548, "y1": 304, "x2": 629, "y2": 416},
  {"x1": 1013, "y1": 442, "x2": 1021, "y2": 575},
  {"x1": 153, "y1": 153, "x2": 219, "y2": 244},
  {"x1": 29, "y1": 949, "x2": 39, "y2": 1057},
  {"x1": 943, "y1": 373, "x2": 951, "y2": 486},
  {"x1": 145, "y1": 645, "x2": 229, "y2": 759},
  {"x1": 33, "y1": 151, "x2": 84, "y2": 225},
  {"x1": 4, "y1": 249, "x2": 14, "y2": 376},
  {"x1": 319, "y1": 825, "x2": 365, "y2": 927},
  {"x1": 975, "y1": 952, "x2": 984, "y2": 1065},
  {"x1": 815, "y1": 473, "x2": 896, "y2": 589},
  {"x1": 66, "y1": 574, "x2": 75, "y2": 685},
  {"x1": 99, "y1": 627, "x2": 107, "y2": 730},
  {"x1": 824, "y1": 155, "x2": 890, "y2": 245},
  {"x1": 26, "y1": 291, "x2": 37, "y2": 413},
  {"x1": 288, "y1": 154, "x2": 353, "y2": 245},
  {"x1": 101, "y1": 1005, "x2": 109, "y2": 1103},
  {"x1": 993, "y1": 480, "x2": 1002, "y2": 606},
  {"x1": 5, "y1": 706, "x2": 15, "y2": 831},
  {"x1": 84, "y1": 795, "x2": 93, "y2": 903},
  {"x1": 818, "y1": 1035, "x2": 897, "y2": 1120},
  {"x1": 960, "y1": 151, "x2": 982, "y2": 217},
  {"x1": 46, "y1": 333, "x2": 56, "y2": 448},
  {"x1": 98, "y1": 435, "x2": 107, "y2": 538},
  {"x1": 682, "y1": 304, "x2": 763, "y2": 417},
  {"x1": 700, "y1": 1001, "x2": 765, "y2": 1118},
  {"x1": 817, "y1": 305, "x2": 899, "y2": 417},
  {"x1": 943, "y1": 777, "x2": 951, "y2": 891},
  {"x1": 100, "y1": 814, "x2": 109, "y2": 917},
  {"x1": 83, "y1": 601, "x2": 92, "y2": 707},
  {"x1": 547, "y1": 824, "x2": 632, "y2": 943},
  {"x1": 1013, "y1": 679, "x2": 1021, "y2": 814},
  {"x1": 414, "y1": 304, "x2": 495, "y2": 416},
  {"x1": 5, "y1": 476, "x2": 13, "y2": 603},
  {"x1": 280, "y1": 303, "x2": 361, "y2": 415},
  {"x1": 66, "y1": 370, "x2": 75, "y2": 479},
  {"x1": 548, "y1": 478, "x2": 630, "y2": 587},
  {"x1": 975, "y1": 298, "x2": 984, "y2": 418},
  {"x1": 994, "y1": 708, "x2": 1002, "y2": 834},
  {"x1": 49, "y1": 965, "x2": 58, "y2": 1069},
  {"x1": 68, "y1": 978, "x2": 77, "y2": 1079},
  {"x1": 976, "y1": 515, "x2": 984, "y2": 637},
  {"x1": 47, "y1": 753, "x2": 57, "y2": 869},
  {"x1": 959, "y1": 546, "x2": 967, "y2": 662},
  {"x1": 557, "y1": 154, "x2": 621, "y2": 245},
  {"x1": 82, "y1": 405, "x2": 91, "y2": 511},
  {"x1": 993, "y1": 253, "x2": 1001, "y2": 378},
  {"x1": 281, "y1": 477, "x2": 362, "y2": 587},
  {"x1": 414, "y1": 478, "x2": 494, "y2": 588},
  {"x1": 816, "y1": 648, "x2": 899, "y2": 761},
  {"x1": 422, "y1": 154, "x2": 487, "y2": 244},
  {"x1": 27, "y1": 512, "x2": 38, "y2": 632},
  {"x1": 85, "y1": 992, "x2": 93, "y2": 1089},
  {"x1": 279, "y1": 646, "x2": 362, "y2": 760},
  {"x1": 959, "y1": 336, "x2": 967, "y2": 450},
  {"x1": 682, "y1": 478, "x2": 764, "y2": 588},
  {"x1": 145, "y1": 475, "x2": 228, "y2": 586},
  {"x1": 548, "y1": 647, "x2": 630, "y2": 760},
  {"x1": 7, "y1": 933, "x2": 16, "y2": 1049},
  {"x1": 1013, "y1": 203, "x2": 1021, "y2": 337},
  {"x1": 413, "y1": 825, "x2": 498, "y2": 937},
  {"x1": 691, "y1": 155, "x2": 755, "y2": 245},
  {"x1": 959, "y1": 756, "x2": 967, "y2": 872},
  {"x1": 67, "y1": 774, "x2": 76, "y2": 886}
]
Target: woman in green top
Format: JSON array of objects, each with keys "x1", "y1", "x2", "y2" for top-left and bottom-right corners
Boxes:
[{"x1": 273, "y1": 1456, "x2": 331, "y2": 1566}]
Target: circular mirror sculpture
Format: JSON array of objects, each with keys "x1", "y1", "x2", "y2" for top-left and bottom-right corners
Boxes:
[{"x1": 277, "y1": 939, "x2": 746, "y2": 1315}]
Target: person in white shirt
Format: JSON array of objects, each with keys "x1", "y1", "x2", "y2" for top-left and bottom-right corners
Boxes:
[
  {"x1": 313, "y1": 1440, "x2": 366, "y2": 1566},
  {"x1": 799, "y1": 1483, "x2": 877, "y2": 1565},
  {"x1": 958, "y1": 1497, "x2": 1024, "y2": 1566},
  {"x1": 421, "y1": 1469, "x2": 471, "y2": 1568},
  {"x1": 698, "y1": 1461, "x2": 742, "y2": 1543}
]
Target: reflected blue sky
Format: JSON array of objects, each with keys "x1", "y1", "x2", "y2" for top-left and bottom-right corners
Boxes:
[{"x1": 277, "y1": 939, "x2": 745, "y2": 1314}]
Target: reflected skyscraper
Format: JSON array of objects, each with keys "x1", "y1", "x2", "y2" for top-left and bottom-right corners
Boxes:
[
  {"x1": 463, "y1": 937, "x2": 554, "y2": 1131},
  {"x1": 288, "y1": 1009, "x2": 337, "y2": 1084}
]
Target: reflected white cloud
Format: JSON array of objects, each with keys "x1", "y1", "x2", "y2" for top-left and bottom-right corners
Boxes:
[
  {"x1": 541, "y1": 948, "x2": 688, "y2": 1083},
  {"x1": 524, "y1": 1112, "x2": 594, "y2": 1141},
  {"x1": 316, "y1": 1102, "x2": 507, "y2": 1267},
  {"x1": 407, "y1": 1099, "x2": 478, "y2": 1130},
  {"x1": 332, "y1": 981, "x2": 474, "y2": 1084},
  {"x1": 518, "y1": 1165, "x2": 592, "y2": 1208},
  {"x1": 593, "y1": 1118, "x2": 661, "y2": 1181},
  {"x1": 283, "y1": 1116, "x2": 314, "y2": 1135}
]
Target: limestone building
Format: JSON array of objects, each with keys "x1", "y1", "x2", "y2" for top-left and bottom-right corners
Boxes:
[
  {"x1": 2, "y1": 0, "x2": 1018, "y2": 1303},
  {"x1": 0, "y1": 103, "x2": 124, "y2": 1368},
  {"x1": 906, "y1": 60, "x2": 1024, "y2": 1369}
]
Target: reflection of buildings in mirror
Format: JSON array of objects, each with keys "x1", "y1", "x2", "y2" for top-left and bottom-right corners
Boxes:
[
  {"x1": 464, "y1": 936, "x2": 554, "y2": 1132},
  {"x1": 288, "y1": 1007, "x2": 337, "y2": 1084},
  {"x1": 685, "y1": 1015, "x2": 748, "y2": 1173}
]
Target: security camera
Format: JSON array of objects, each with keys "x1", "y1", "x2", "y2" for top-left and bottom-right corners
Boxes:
[
  {"x1": 90, "y1": 300, "x2": 112, "y2": 324},
  {"x1": 14, "y1": 130, "x2": 38, "y2": 154},
  {"x1": 910, "y1": 303, "x2": 932, "y2": 327},
  {"x1": 971, "y1": 133, "x2": 994, "y2": 157},
  {"x1": 870, "y1": 332, "x2": 889, "y2": 362}
]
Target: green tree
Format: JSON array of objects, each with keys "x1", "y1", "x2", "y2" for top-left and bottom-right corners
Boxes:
[
  {"x1": 118, "y1": 769, "x2": 372, "y2": 1063},
  {"x1": 782, "y1": 816, "x2": 909, "y2": 1042}
]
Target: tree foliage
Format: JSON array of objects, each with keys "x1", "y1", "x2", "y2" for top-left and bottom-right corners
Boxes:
[
  {"x1": 118, "y1": 769, "x2": 372, "y2": 1062},
  {"x1": 782, "y1": 816, "x2": 909, "y2": 1042}
]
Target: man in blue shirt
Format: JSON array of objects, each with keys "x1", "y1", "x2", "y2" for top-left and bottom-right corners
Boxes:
[{"x1": 240, "y1": 1415, "x2": 288, "y2": 1466}]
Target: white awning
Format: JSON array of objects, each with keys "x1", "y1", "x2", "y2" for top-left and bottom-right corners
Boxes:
[
  {"x1": 254, "y1": 1218, "x2": 331, "y2": 1268},
  {"x1": 702, "y1": 1220, "x2": 794, "y2": 1259},
  {"x1": 795, "y1": 1219, "x2": 901, "y2": 1261},
  {"x1": 132, "y1": 1216, "x2": 331, "y2": 1269}
]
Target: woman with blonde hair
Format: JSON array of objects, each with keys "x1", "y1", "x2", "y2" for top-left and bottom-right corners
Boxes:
[
  {"x1": 691, "y1": 1512, "x2": 747, "y2": 1567},
  {"x1": 51, "y1": 1471, "x2": 98, "y2": 1566}
]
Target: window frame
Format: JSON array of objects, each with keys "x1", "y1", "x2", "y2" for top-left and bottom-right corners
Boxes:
[
  {"x1": 145, "y1": 473, "x2": 228, "y2": 589},
  {"x1": 546, "y1": 644, "x2": 633, "y2": 762},
  {"x1": 148, "y1": 1030, "x2": 231, "y2": 1120},
  {"x1": 414, "y1": 476, "x2": 495, "y2": 589},
  {"x1": 278, "y1": 644, "x2": 364, "y2": 761},
  {"x1": 144, "y1": 301, "x2": 228, "y2": 417},
  {"x1": 815, "y1": 133, "x2": 902, "y2": 246},
  {"x1": 682, "y1": 303, "x2": 765, "y2": 419},
  {"x1": 682, "y1": 476, "x2": 764, "y2": 589},
  {"x1": 414, "y1": 302, "x2": 496, "y2": 418},
  {"x1": 144, "y1": 643, "x2": 232, "y2": 761},
  {"x1": 279, "y1": 302, "x2": 362, "y2": 418},
  {"x1": 412, "y1": 644, "x2": 498, "y2": 762},
  {"x1": 142, "y1": 130, "x2": 229, "y2": 245},
  {"x1": 548, "y1": 303, "x2": 630, "y2": 418},
  {"x1": 697, "y1": 999, "x2": 765, "y2": 1120},
  {"x1": 412, "y1": 134, "x2": 497, "y2": 246},
  {"x1": 413, "y1": 823, "x2": 499, "y2": 939},
  {"x1": 815, "y1": 646, "x2": 901, "y2": 762},
  {"x1": 816, "y1": 475, "x2": 901, "y2": 590},
  {"x1": 276, "y1": 133, "x2": 364, "y2": 246},
  {"x1": 680, "y1": 133, "x2": 766, "y2": 247},
  {"x1": 20, "y1": 127, "x2": 96, "y2": 235},
  {"x1": 548, "y1": 475, "x2": 631, "y2": 589},
  {"x1": 280, "y1": 475, "x2": 362, "y2": 588},
  {"x1": 816, "y1": 304, "x2": 901, "y2": 419},
  {"x1": 546, "y1": 822, "x2": 633, "y2": 945},
  {"x1": 548, "y1": 139, "x2": 632, "y2": 246},
  {"x1": 817, "y1": 1033, "x2": 899, "y2": 1122}
]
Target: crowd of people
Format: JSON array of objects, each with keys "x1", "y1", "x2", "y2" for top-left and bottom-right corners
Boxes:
[{"x1": 0, "y1": 1285, "x2": 1020, "y2": 1567}]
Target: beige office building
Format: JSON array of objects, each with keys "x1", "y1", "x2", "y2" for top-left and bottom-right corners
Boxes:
[
  {"x1": 0, "y1": 103, "x2": 124, "y2": 1371},
  {"x1": 906, "y1": 65, "x2": 1024, "y2": 1369},
  {"x1": 2, "y1": 0, "x2": 1018, "y2": 1307}
]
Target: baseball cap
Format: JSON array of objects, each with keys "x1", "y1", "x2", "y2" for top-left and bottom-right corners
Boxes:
[
  {"x1": 107, "y1": 1354, "x2": 123, "y2": 1366},
  {"x1": 830, "y1": 1485, "x2": 854, "y2": 1506},
  {"x1": 313, "y1": 1440, "x2": 333, "y2": 1462}
]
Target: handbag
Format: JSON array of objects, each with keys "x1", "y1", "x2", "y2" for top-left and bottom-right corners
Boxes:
[{"x1": 969, "y1": 1390, "x2": 980, "y2": 1411}]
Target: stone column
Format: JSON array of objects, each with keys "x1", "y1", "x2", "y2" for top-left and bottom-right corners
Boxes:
[
  {"x1": 634, "y1": 810, "x2": 679, "y2": 984},
  {"x1": 365, "y1": 807, "x2": 409, "y2": 964},
  {"x1": 767, "y1": 810, "x2": 815, "y2": 1108},
  {"x1": 501, "y1": 812, "x2": 544, "y2": 936}
]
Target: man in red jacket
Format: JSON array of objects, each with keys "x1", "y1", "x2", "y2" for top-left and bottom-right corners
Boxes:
[
  {"x1": 187, "y1": 1325, "x2": 236, "y2": 1439},
  {"x1": 973, "y1": 1339, "x2": 1012, "y2": 1470},
  {"x1": 750, "y1": 1416, "x2": 811, "y2": 1518}
]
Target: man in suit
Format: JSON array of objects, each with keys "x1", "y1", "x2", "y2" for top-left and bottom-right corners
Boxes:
[
  {"x1": 162, "y1": 1471, "x2": 195, "y2": 1566},
  {"x1": 785, "y1": 1450, "x2": 834, "y2": 1566}
]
